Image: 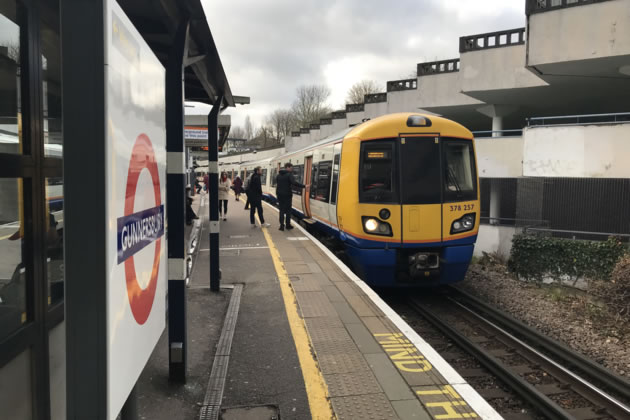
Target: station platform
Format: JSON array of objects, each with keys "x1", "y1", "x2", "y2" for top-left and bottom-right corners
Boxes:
[{"x1": 141, "y1": 193, "x2": 501, "y2": 420}]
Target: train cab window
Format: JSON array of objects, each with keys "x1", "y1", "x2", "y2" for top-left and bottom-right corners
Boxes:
[
  {"x1": 292, "y1": 164, "x2": 304, "y2": 196},
  {"x1": 314, "y1": 161, "x2": 332, "y2": 202},
  {"x1": 359, "y1": 140, "x2": 398, "y2": 203},
  {"x1": 400, "y1": 136, "x2": 441, "y2": 204},
  {"x1": 261, "y1": 169, "x2": 268, "y2": 186},
  {"x1": 330, "y1": 154, "x2": 340, "y2": 205},
  {"x1": 443, "y1": 140, "x2": 477, "y2": 202}
]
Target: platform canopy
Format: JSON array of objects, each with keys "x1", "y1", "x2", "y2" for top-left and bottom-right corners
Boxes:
[{"x1": 118, "y1": 0, "x2": 234, "y2": 107}]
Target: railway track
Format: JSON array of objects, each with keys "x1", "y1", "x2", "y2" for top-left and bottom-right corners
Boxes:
[{"x1": 405, "y1": 288, "x2": 630, "y2": 420}]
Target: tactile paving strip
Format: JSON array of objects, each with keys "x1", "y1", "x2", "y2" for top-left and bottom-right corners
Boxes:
[
  {"x1": 325, "y1": 370, "x2": 384, "y2": 397},
  {"x1": 295, "y1": 291, "x2": 337, "y2": 317},
  {"x1": 318, "y1": 353, "x2": 371, "y2": 375},
  {"x1": 305, "y1": 317, "x2": 348, "y2": 342},
  {"x1": 330, "y1": 393, "x2": 398, "y2": 420},
  {"x1": 310, "y1": 333, "x2": 360, "y2": 355},
  {"x1": 290, "y1": 276, "x2": 326, "y2": 292}
]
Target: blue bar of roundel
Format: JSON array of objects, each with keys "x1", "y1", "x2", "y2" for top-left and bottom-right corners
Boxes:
[{"x1": 117, "y1": 204, "x2": 165, "y2": 264}]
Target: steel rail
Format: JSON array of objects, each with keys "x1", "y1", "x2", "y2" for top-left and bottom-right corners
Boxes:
[
  {"x1": 451, "y1": 286, "x2": 630, "y2": 400},
  {"x1": 450, "y1": 298, "x2": 630, "y2": 419},
  {"x1": 408, "y1": 299, "x2": 574, "y2": 420}
]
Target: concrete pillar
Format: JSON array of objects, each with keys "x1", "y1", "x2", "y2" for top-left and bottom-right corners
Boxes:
[
  {"x1": 476, "y1": 104, "x2": 517, "y2": 137},
  {"x1": 492, "y1": 116, "x2": 503, "y2": 137}
]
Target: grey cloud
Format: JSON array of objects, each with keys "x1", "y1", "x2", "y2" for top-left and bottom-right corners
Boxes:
[{"x1": 202, "y1": 0, "x2": 524, "y2": 127}]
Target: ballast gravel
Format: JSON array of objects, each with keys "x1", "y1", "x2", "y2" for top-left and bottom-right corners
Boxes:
[{"x1": 461, "y1": 264, "x2": 630, "y2": 380}]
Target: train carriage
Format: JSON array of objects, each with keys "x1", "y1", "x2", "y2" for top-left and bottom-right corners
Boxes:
[{"x1": 231, "y1": 113, "x2": 479, "y2": 287}]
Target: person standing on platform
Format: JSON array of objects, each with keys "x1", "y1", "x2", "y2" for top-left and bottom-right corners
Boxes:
[
  {"x1": 218, "y1": 172, "x2": 231, "y2": 221},
  {"x1": 276, "y1": 162, "x2": 305, "y2": 231},
  {"x1": 232, "y1": 175, "x2": 243, "y2": 201},
  {"x1": 243, "y1": 172, "x2": 253, "y2": 210},
  {"x1": 203, "y1": 173, "x2": 209, "y2": 193},
  {"x1": 249, "y1": 167, "x2": 269, "y2": 228}
]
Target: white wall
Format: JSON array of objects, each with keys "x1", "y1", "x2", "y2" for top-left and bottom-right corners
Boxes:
[
  {"x1": 320, "y1": 124, "x2": 333, "y2": 139},
  {"x1": 523, "y1": 123, "x2": 630, "y2": 177},
  {"x1": 475, "y1": 137, "x2": 524, "y2": 177},
  {"x1": 474, "y1": 225, "x2": 519, "y2": 259},
  {"x1": 417, "y1": 73, "x2": 482, "y2": 108},
  {"x1": 461, "y1": 45, "x2": 546, "y2": 92},
  {"x1": 220, "y1": 147, "x2": 284, "y2": 163},
  {"x1": 387, "y1": 88, "x2": 420, "y2": 113},
  {"x1": 364, "y1": 102, "x2": 387, "y2": 120},
  {"x1": 331, "y1": 118, "x2": 347, "y2": 133},
  {"x1": 346, "y1": 111, "x2": 365, "y2": 126},
  {"x1": 528, "y1": 0, "x2": 630, "y2": 66}
]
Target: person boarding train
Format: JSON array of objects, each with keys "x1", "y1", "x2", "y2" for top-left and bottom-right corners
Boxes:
[{"x1": 275, "y1": 162, "x2": 306, "y2": 231}]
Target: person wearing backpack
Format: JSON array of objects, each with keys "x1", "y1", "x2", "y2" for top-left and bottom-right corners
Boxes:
[{"x1": 243, "y1": 172, "x2": 253, "y2": 210}]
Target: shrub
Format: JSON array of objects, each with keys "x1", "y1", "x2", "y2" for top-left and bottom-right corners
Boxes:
[
  {"x1": 508, "y1": 234, "x2": 626, "y2": 283},
  {"x1": 591, "y1": 255, "x2": 630, "y2": 321}
]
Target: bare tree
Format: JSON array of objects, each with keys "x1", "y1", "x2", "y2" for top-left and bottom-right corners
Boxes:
[
  {"x1": 267, "y1": 109, "x2": 298, "y2": 143},
  {"x1": 345, "y1": 80, "x2": 382, "y2": 104},
  {"x1": 291, "y1": 84, "x2": 332, "y2": 128},
  {"x1": 244, "y1": 115, "x2": 253, "y2": 140},
  {"x1": 229, "y1": 125, "x2": 245, "y2": 139}
]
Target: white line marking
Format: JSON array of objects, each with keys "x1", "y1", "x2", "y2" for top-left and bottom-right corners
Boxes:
[
  {"x1": 261, "y1": 201, "x2": 502, "y2": 420},
  {"x1": 200, "y1": 246, "x2": 269, "y2": 251}
]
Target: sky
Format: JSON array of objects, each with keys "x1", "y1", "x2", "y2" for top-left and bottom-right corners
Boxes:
[{"x1": 192, "y1": 0, "x2": 525, "y2": 131}]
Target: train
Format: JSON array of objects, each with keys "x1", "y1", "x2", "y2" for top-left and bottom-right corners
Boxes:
[{"x1": 221, "y1": 113, "x2": 480, "y2": 287}]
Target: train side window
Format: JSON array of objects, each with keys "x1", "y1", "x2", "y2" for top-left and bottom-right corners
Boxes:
[
  {"x1": 315, "y1": 161, "x2": 332, "y2": 202},
  {"x1": 271, "y1": 168, "x2": 278, "y2": 187},
  {"x1": 261, "y1": 169, "x2": 268, "y2": 186},
  {"x1": 292, "y1": 164, "x2": 303, "y2": 196},
  {"x1": 310, "y1": 165, "x2": 318, "y2": 199},
  {"x1": 330, "y1": 154, "x2": 340, "y2": 205},
  {"x1": 359, "y1": 139, "x2": 398, "y2": 203}
]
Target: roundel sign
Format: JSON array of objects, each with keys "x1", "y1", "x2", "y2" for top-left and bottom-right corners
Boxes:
[{"x1": 116, "y1": 134, "x2": 164, "y2": 325}]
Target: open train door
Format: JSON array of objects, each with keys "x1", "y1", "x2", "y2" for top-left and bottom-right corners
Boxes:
[
  {"x1": 302, "y1": 155, "x2": 313, "y2": 218},
  {"x1": 399, "y1": 134, "x2": 442, "y2": 244}
]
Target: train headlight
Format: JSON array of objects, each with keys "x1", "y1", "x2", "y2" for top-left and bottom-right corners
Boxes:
[
  {"x1": 362, "y1": 216, "x2": 393, "y2": 237},
  {"x1": 451, "y1": 213, "x2": 476, "y2": 234},
  {"x1": 364, "y1": 218, "x2": 379, "y2": 232}
]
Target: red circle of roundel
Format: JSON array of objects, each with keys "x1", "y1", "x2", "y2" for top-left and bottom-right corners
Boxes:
[{"x1": 124, "y1": 134, "x2": 162, "y2": 325}]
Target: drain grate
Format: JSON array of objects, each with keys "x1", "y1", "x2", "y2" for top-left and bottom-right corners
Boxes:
[{"x1": 220, "y1": 404, "x2": 280, "y2": 420}]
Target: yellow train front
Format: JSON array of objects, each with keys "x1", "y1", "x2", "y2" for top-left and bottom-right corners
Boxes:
[{"x1": 336, "y1": 113, "x2": 479, "y2": 286}]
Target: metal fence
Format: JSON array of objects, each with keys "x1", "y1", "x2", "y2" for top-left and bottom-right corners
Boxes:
[
  {"x1": 526, "y1": 0, "x2": 615, "y2": 16},
  {"x1": 480, "y1": 177, "x2": 630, "y2": 240},
  {"x1": 527, "y1": 112, "x2": 630, "y2": 127},
  {"x1": 459, "y1": 28, "x2": 525, "y2": 53}
]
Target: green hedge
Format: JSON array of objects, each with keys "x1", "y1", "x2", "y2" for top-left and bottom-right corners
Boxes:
[{"x1": 508, "y1": 234, "x2": 627, "y2": 283}]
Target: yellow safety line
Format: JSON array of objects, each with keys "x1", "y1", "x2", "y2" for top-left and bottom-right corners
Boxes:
[
  {"x1": 259, "y1": 222, "x2": 336, "y2": 420},
  {"x1": 0, "y1": 234, "x2": 12, "y2": 241}
]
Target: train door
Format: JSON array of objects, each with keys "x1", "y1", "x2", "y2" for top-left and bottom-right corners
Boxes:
[
  {"x1": 302, "y1": 156, "x2": 313, "y2": 218},
  {"x1": 328, "y1": 144, "x2": 342, "y2": 227},
  {"x1": 399, "y1": 135, "x2": 442, "y2": 244}
]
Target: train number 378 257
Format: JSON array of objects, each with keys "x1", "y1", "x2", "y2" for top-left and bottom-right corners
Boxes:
[{"x1": 449, "y1": 204, "x2": 474, "y2": 212}]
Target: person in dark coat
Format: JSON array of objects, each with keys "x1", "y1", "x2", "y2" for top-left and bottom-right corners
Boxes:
[
  {"x1": 276, "y1": 162, "x2": 305, "y2": 231},
  {"x1": 248, "y1": 167, "x2": 270, "y2": 228},
  {"x1": 232, "y1": 176, "x2": 243, "y2": 201}
]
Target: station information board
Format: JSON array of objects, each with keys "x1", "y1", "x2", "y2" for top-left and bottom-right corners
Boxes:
[{"x1": 105, "y1": 1, "x2": 166, "y2": 417}]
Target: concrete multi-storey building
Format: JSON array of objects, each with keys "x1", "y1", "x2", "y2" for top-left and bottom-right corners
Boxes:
[{"x1": 273, "y1": 0, "x2": 630, "y2": 256}]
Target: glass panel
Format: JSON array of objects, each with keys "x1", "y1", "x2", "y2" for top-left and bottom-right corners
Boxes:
[
  {"x1": 315, "y1": 161, "x2": 332, "y2": 202},
  {"x1": 261, "y1": 169, "x2": 267, "y2": 186},
  {"x1": 330, "y1": 155, "x2": 340, "y2": 205},
  {"x1": 271, "y1": 168, "x2": 277, "y2": 187},
  {"x1": 46, "y1": 177, "x2": 63, "y2": 306},
  {"x1": 400, "y1": 137, "x2": 441, "y2": 204},
  {"x1": 49, "y1": 322, "x2": 66, "y2": 420},
  {"x1": 291, "y1": 164, "x2": 303, "y2": 196},
  {"x1": 0, "y1": 349, "x2": 32, "y2": 420},
  {"x1": 443, "y1": 140, "x2": 477, "y2": 202},
  {"x1": 359, "y1": 140, "x2": 398, "y2": 203},
  {"x1": 310, "y1": 164, "x2": 318, "y2": 199},
  {"x1": 0, "y1": 177, "x2": 28, "y2": 338},
  {"x1": 0, "y1": 2, "x2": 24, "y2": 155},
  {"x1": 41, "y1": 0, "x2": 62, "y2": 157}
]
